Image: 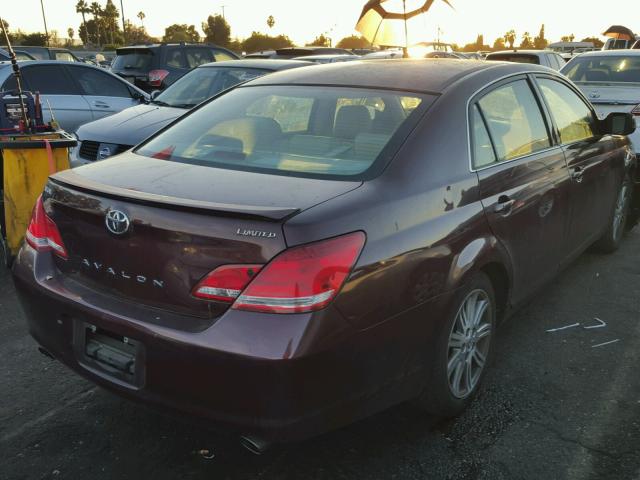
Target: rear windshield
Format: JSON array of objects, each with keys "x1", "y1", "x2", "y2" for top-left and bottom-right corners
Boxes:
[
  {"x1": 112, "y1": 49, "x2": 153, "y2": 71},
  {"x1": 562, "y1": 55, "x2": 640, "y2": 83},
  {"x1": 154, "y1": 67, "x2": 270, "y2": 108},
  {"x1": 136, "y1": 85, "x2": 432, "y2": 180},
  {"x1": 487, "y1": 54, "x2": 540, "y2": 65}
]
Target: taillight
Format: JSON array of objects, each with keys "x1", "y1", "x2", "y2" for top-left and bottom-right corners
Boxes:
[
  {"x1": 234, "y1": 232, "x2": 365, "y2": 314},
  {"x1": 632, "y1": 104, "x2": 640, "y2": 116},
  {"x1": 148, "y1": 69, "x2": 169, "y2": 87},
  {"x1": 192, "y1": 265, "x2": 263, "y2": 302},
  {"x1": 26, "y1": 196, "x2": 68, "y2": 259}
]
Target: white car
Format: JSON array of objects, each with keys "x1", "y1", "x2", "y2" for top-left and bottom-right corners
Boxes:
[{"x1": 561, "y1": 50, "x2": 640, "y2": 156}]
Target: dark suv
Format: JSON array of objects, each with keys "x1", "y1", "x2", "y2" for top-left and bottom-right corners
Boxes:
[{"x1": 111, "y1": 43, "x2": 239, "y2": 92}]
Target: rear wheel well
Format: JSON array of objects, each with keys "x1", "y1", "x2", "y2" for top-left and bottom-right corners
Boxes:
[{"x1": 480, "y1": 263, "x2": 509, "y2": 323}]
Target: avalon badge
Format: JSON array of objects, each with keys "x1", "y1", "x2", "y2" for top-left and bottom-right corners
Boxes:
[{"x1": 105, "y1": 209, "x2": 131, "y2": 235}]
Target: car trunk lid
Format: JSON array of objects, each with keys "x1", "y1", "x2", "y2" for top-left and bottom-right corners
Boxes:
[
  {"x1": 575, "y1": 82, "x2": 640, "y2": 117},
  {"x1": 45, "y1": 154, "x2": 362, "y2": 321}
]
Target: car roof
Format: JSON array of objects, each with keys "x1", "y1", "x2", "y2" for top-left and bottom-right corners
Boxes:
[
  {"x1": 246, "y1": 59, "x2": 541, "y2": 94},
  {"x1": 294, "y1": 54, "x2": 358, "y2": 60},
  {"x1": 488, "y1": 50, "x2": 547, "y2": 56},
  {"x1": 575, "y1": 49, "x2": 640, "y2": 57},
  {"x1": 199, "y1": 59, "x2": 313, "y2": 70}
]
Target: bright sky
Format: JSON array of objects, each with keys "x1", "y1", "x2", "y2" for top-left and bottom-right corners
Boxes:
[{"x1": 4, "y1": 0, "x2": 640, "y2": 47}]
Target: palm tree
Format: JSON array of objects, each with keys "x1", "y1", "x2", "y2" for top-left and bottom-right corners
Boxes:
[
  {"x1": 90, "y1": 2, "x2": 102, "y2": 45},
  {"x1": 137, "y1": 11, "x2": 145, "y2": 28},
  {"x1": 267, "y1": 15, "x2": 275, "y2": 29},
  {"x1": 75, "y1": 0, "x2": 90, "y2": 44}
]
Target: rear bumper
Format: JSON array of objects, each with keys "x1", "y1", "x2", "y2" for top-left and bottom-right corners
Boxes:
[{"x1": 12, "y1": 246, "x2": 446, "y2": 442}]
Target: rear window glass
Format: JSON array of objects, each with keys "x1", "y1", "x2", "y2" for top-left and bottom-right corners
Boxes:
[
  {"x1": 155, "y1": 67, "x2": 269, "y2": 108},
  {"x1": 562, "y1": 56, "x2": 640, "y2": 83},
  {"x1": 136, "y1": 86, "x2": 432, "y2": 179},
  {"x1": 112, "y1": 50, "x2": 153, "y2": 71},
  {"x1": 487, "y1": 54, "x2": 540, "y2": 65}
]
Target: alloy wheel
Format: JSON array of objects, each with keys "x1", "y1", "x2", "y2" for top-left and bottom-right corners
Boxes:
[
  {"x1": 447, "y1": 289, "x2": 492, "y2": 399},
  {"x1": 612, "y1": 181, "x2": 630, "y2": 242}
]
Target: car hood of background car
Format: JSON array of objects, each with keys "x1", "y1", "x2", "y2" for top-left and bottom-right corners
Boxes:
[
  {"x1": 52, "y1": 153, "x2": 363, "y2": 221},
  {"x1": 76, "y1": 103, "x2": 185, "y2": 146}
]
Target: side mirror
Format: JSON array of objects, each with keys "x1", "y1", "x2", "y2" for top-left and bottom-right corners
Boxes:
[
  {"x1": 150, "y1": 90, "x2": 162, "y2": 100},
  {"x1": 600, "y1": 112, "x2": 636, "y2": 136}
]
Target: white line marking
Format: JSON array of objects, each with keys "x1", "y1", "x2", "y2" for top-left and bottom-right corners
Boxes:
[
  {"x1": 584, "y1": 318, "x2": 607, "y2": 330},
  {"x1": 591, "y1": 339, "x2": 621, "y2": 349},
  {"x1": 546, "y1": 323, "x2": 581, "y2": 333}
]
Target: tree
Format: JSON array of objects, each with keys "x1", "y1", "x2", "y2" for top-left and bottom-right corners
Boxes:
[
  {"x1": 533, "y1": 24, "x2": 548, "y2": 50},
  {"x1": 520, "y1": 32, "x2": 533, "y2": 49},
  {"x1": 561, "y1": 34, "x2": 575, "y2": 42},
  {"x1": 163, "y1": 24, "x2": 200, "y2": 43},
  {"x1": 22, "y1": 32, "x2": 49, "y2": 46},
  {"x1": 75, "y1": 0, "x2": 90, "y2": 44},
  {"x1": 504, "y1": 30, "x2": 516, "y2": 49},
  {"x1": 336, "y1": 35, "x2": 369, "y2": 50},
  {"x1": 267, "y1": 15, "x2": 275, "y2": 29},
  {"x1": 241, "y1": 31, "x2": 293, "y2": 53},
  {"x1": 68, "y1": 27, "x2": 75, "y2": 40},
  {"x1": 493, "y1": 37, "x2": 506, "y2": 50},
  {"x1": 581, "y1": 36, "x2": 604, "y2": 49},
  {"x1": 307, "y1": 34, "x2": 329, "y2": 47},
  {"x1": 125, "y1": 20, "x2": 156, "y2": 44},
  {"x1": 202, "y1": 14, "x2": 230, "y2": 46},
  {"x1": 90, "y1": 2, "x2": 102, "y2": 45},
  {"x1": 137, "y1": 11, "x2": 145, "y2": 27},
  {"x1": 103, "y1": 0, "x2": 120, "y2": 45}
]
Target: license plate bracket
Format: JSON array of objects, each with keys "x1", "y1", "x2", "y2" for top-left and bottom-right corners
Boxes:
[{"x1": 75, "y1": 322, "x2": 145, "y2": 388}]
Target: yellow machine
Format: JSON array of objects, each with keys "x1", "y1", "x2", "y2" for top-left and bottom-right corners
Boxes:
[{"x1": 0, "y1": 132, "x2": 76, "y2": 262}]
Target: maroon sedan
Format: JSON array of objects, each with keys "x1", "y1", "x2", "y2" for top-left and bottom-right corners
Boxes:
[{"x1": 13, "y1": 60, "x2": 636, "y2": 452}]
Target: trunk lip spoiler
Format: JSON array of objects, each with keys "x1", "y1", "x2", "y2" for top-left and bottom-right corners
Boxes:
[{"x1": 48, "y1": 176, "x2": 300, "y2": 222}]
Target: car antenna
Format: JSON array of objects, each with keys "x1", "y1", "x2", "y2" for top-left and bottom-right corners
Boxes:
[{"x1": 0, "y1": 15, "x2": 29, "y2": 131}]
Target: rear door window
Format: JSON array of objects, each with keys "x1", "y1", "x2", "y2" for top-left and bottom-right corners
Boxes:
[
  {"x1": 476, "y1": 79, "x2": 551, "y2": 161},
  {"x1": 21, "y1": 64, "x2": 78, "y2": 94},
  {"x1": 471, "y1": 105, "x2": 497, "y2": 168},
  {"x1": 55, "y1": 51, "x2": 76, "y2": 62},
  {"x1": 537, "y1": 78, "x2": 595, "y2": 144},
  {"x1": 185, "y1": 48, "x2": 215, "y2": 68},
  {"x1": 166, "y1": 47, "x2": 188, "y2": 69},
  {"x1": 67, "y1": 66, "x2": 132, "y2": 97}
]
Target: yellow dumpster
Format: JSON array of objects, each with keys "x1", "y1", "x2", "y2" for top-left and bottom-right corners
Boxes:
[{"x1": 0, "y1": 131, "x2": 76, "y2": 263}]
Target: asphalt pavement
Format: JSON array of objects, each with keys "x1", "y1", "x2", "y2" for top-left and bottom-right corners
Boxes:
[{"x1": 2, "y1": 230, "x2": 640, "y2": 480}]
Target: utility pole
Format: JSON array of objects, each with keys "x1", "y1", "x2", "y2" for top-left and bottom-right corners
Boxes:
[
  {"x1": 40, "y1": 0, "x2": 50, "y2": 47},
  {"x1": 221, "y1": 5, "x2": 226, "y2": 19},
  {"x1": 120, "y1": 0, "x2": 126, "y2": 44}
]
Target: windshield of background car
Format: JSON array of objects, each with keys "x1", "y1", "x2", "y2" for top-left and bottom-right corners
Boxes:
[
  {"x1": 562, "y1": 55, "x2": 640, "y2": 83},
  {"x1": 154, "y1": 67, "x2": 270, "y2": 108},
  {"x1": 136, "y1": 85, "x2": 432, "y2": 179},
  {"x1": 112, "y1": 50, "x2": 153, "y2": 71},
  {"x1": 487, "y1": 54, "x2": 540, "y2": 64}
]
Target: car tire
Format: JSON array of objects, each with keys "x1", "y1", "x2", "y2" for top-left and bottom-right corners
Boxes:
[
  {"x1": 416, "y1": 272, "x2": 496, "y2": 418},
  {"x1": 594, "y1": 174, "x2": 632, "y2": 254}
]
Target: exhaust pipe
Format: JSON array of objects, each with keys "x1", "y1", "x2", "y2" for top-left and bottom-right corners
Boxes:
[
  {"x1": 239, "y1": 435, "x2": 271, "y2": 455},
  {"x1": 37, "y1": 346, "x2": 55, "y2": 360}
]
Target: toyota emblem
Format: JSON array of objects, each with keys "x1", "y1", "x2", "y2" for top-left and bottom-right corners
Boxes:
[{"x1": 105, "y1": 209, "x2": 130, "y2": 235}]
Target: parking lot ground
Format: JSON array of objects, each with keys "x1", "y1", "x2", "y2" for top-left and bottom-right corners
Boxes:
[{"x1": 2, "y1": 231, "x2": 640, "y2": 480}]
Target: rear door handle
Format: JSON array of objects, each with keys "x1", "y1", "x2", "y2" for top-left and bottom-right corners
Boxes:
[
  {"x1": 494, "y1": 195, "x2": 515, "y2": 215},
  {"x1": 93, "y1": 101, "x2": 110, "y2": 108},
  {"x1": 571, "y1": 167, "x2": 584, "y2": 183}
]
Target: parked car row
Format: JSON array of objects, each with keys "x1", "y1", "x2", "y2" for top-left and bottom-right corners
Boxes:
[{"x1": 13, "y1": 59, "x2": 637, "y2": 451}]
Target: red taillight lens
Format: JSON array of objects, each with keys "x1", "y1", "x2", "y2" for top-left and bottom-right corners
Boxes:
[
  {"x1": 148, "y1": 69, "x2": 169, "y2": 87},
  {"x1": 233, "y1": 232, "x2": 365, "y2": 314},
  {"x1": 632, "y1": 104, "x2": 640, "y2": 116},
  {"x1": 192, "y1": 265, "x2": 263, "y2": 302},
  {"x1": 26, "y1": 196, "x2": 68, "y2": 259}
]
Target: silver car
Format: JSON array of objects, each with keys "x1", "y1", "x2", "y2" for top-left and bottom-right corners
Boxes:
[
  {"x1": 561, "y1": 50, "x2": 640, "y2": 156},
  {"x1": 0, "y1": 61, "x2": 148, "y2": 133}
]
